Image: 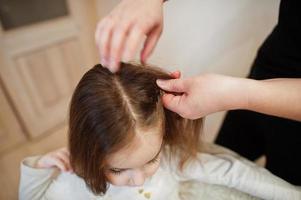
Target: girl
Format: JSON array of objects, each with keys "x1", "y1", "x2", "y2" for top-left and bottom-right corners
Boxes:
[{"x1": 19, "y1": 63, "x2": 301, "y2": 200}]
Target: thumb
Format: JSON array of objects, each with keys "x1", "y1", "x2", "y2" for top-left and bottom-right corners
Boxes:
[
  {"x1": 161, "y1": 93, "x2": 187, "y2": 116},
  {"x1": 156, "y1": 79, "x2": 186, "y2": 93}
]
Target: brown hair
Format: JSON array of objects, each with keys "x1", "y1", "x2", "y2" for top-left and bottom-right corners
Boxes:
[{"x1": 69, "y1": 63, "x2": 203, "y2": 195}]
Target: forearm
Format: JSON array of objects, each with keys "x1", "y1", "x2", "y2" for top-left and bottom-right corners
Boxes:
[{"x1": 240, "y1": 78, "x2": 301, "y2": 122}]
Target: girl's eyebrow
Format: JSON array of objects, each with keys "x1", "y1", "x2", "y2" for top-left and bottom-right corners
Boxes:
[{"x1": 110, "y1": 143, "x2": 163, "y2": 171}]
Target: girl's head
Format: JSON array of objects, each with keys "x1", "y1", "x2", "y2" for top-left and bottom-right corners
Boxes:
[{"x1": 69, "y1": 63, "x2": 202, "y2": 195}]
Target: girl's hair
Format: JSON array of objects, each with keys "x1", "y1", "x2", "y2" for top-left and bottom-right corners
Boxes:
[{"x1": 69, "y1": 63, "x2": 203, "y2": 195}]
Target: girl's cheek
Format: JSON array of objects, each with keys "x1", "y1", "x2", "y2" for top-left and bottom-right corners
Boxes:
[
  {"x1": 106, "y1": 173, "x2": 129, "y2": 186},
  {"x1": 145, "y1": 160, "x2": 161, "y2": 178},
  {"x1": 106, "y1": 159, "x2": 161, "y2": 186}
]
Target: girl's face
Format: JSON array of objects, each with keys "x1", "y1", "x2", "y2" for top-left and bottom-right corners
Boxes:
[{"x1": 105, "y1": 127, "x2": 163, "y2": 187}]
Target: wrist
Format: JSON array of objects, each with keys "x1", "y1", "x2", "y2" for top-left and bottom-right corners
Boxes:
[
  {"x1": 234, "y1": 78, "x2": 259, "y2": 111},
  {"x1": 222, "y1": 77, "x2": 252, "y2": 111}
]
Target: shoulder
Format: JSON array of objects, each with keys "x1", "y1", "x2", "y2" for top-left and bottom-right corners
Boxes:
[
  {"x1": 44, "y1": 172, "x2": 95, "y2": 199},
  {"x1": 161, "y1": 142, "x2": 251, "y2": 168},
  {"x1": 162, "y1": 143, "x2": 257, "y2": 180}
]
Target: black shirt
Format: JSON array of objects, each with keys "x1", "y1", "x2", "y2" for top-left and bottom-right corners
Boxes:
[{"x1": 256, "y1": 0, "x2": 301, "y2": 75}]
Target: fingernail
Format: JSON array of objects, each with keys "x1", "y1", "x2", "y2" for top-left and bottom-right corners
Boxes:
[
  {"x1": 100, "y1": 58, "x2": 106, "y2": 66},
  {"x1": 110, "y1": 60, "x2": 120, "y2": 73},
  {"x1": 110, "y1": 59, "x2": 116, "y2": 69},
  {"x1": 156, "y1": 79, "x2": 165, "y2": 86}
]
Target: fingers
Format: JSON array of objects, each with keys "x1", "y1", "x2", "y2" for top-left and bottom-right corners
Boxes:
[
  {"x1": 157, "y1": 77, "x2": 194, "y2": 118},
  {"x1": 95, "y1": 0, "x2": 164, "y2": 72},
  {"x1": 96, "y1": 20, "x2": 114, "y2": 68},
  {"x1": 122, "y1": 26, "x2": 145, "y2": 63},
  {"x1": 61, "y1": 147, "x2": 70, "y2": 157},
  {"x1": 56, "y1": 150, "x2": 73, "y2": 172},
  {"x1": 140, "y1": 25, "x2": 162, "y2": 64},
  {"x1": 50, "y1": 156, "x2": 69, "y2": 172},
  {"x1": 96, "y1": 20, "x2": 145, "y2": 73},
  {"x1": 37, "y1": 148, "x2": 73, "y2": 173},
  {"x1": 156, "y1": 78, "x2": 186, "y2": 93},
  {"x1": 161, "y1": 93, "x2": 187, "y2": 117},
  {"x1": 109, "y1": 23, "x2": 130, "y2": 72}
]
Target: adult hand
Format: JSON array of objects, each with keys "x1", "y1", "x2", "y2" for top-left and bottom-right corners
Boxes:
[
  {"x1": 156, "y1": 74, "x2": 249, "y2": 119},
  {"x1": 95, "y1": 0, "x2": 165, "y2": 72}
]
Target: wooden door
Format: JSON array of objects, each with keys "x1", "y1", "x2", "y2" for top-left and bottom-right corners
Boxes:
[
  {"x1": 0, "y1": 83, "x2": 25, "y2": 153},
  {"x1": 0, "y1": 0, "x2": 98, "y2": 138}
]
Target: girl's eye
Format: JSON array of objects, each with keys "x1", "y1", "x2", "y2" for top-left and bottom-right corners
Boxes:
[
  {"x1": 110, "y1": 169, "x2": 124, "y2": 175},
  {"x1": 109, "y1": 157, "x2": 159, "y2": 175},
  {"x1": 147, "y1": 158, "x2": 159, "y2": 165}
]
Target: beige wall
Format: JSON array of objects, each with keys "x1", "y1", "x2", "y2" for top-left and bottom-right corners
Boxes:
[{"x1": 96, "y1": 0, "x2": 280, "y2": 141}]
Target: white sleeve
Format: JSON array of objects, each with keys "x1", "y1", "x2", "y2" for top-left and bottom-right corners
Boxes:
[
  {"x1": 19, "y1": 156, "x2": 108, "y2": 200},
  {"x1": 175, "y1": 153, "x2": 301, "y2": 200},
  {"x1": 19, "y1": 156, "x2": 58, "y2": 200}
]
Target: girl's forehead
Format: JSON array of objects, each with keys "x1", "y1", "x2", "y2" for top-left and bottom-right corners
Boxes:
[{"x1": 107, "y1": 131, "x2": 163, "y2": 169}]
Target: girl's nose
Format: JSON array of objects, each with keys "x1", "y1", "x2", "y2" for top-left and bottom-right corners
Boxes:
[{"x1": 129, "y1": 169, "x2": 145, "y2": 186}]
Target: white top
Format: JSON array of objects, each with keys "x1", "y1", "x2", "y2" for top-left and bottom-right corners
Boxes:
[{"x1": 19, "y1": 144, "x2": 301, "y2": 200}]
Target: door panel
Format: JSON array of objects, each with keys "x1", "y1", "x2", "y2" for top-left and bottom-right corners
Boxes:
[
  {"x1": 0, "y1": 85, "x2": 25, "y2": 153},
  {"x1": 0, "y1": 0, "x2": 98, "y2": 138}
]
